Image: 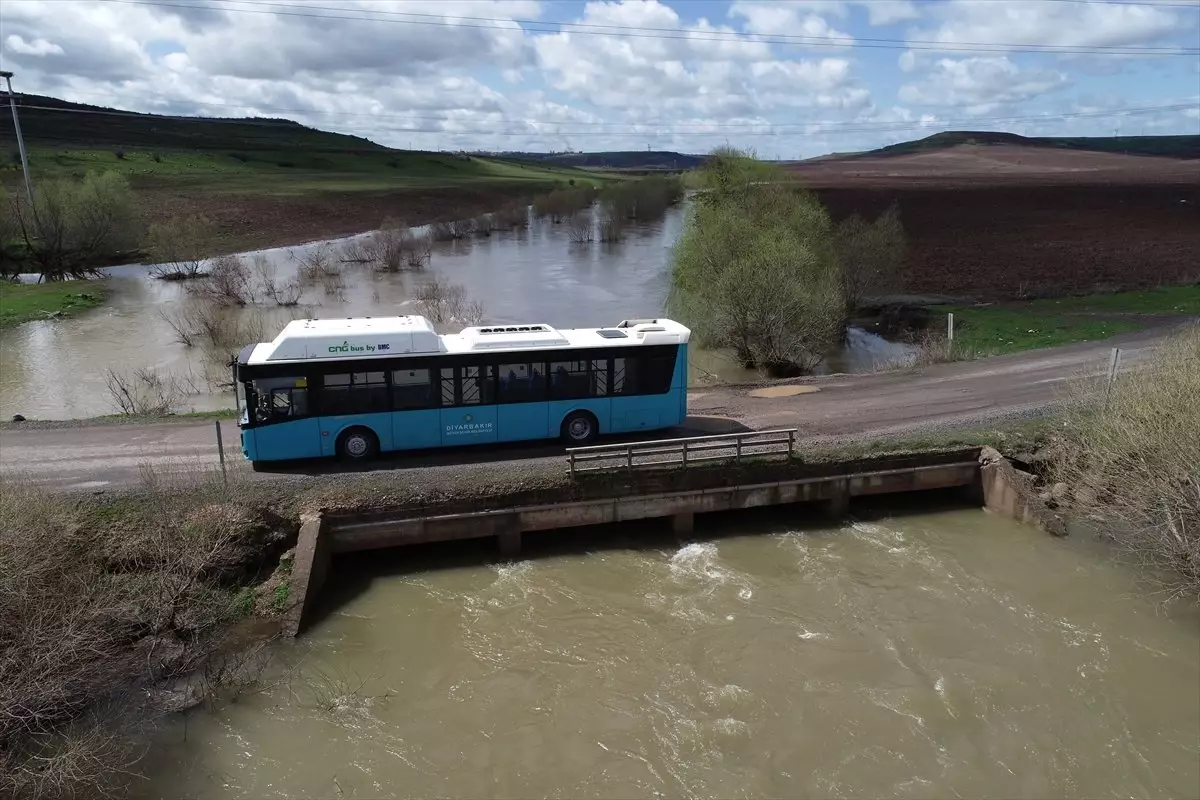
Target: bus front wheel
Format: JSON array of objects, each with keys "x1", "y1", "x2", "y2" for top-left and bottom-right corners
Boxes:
[
  {"x1": 337, "y1": 427, "x2": 379, "y2": 462},
  {"x1": 561, "y1": 411, "x2": 598, "y2": 445}
]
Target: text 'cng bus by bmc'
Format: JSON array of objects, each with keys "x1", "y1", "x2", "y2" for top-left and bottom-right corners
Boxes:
[{"x1": 233, "y1": 315, "x2": 691, "y2": 466}]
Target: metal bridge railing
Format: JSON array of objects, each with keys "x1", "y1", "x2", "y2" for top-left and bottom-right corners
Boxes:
[{"x1": 566, "y1": 428, "x2": 798, "y2": 478}]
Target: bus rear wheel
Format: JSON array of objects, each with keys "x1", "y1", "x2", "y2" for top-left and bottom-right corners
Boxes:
[
  {"x1": 561, "y1": 411, "x2": 598, "y2": 445},
  {"x1": 337, "y1": 427, "x2": 379, "y2": 462}
]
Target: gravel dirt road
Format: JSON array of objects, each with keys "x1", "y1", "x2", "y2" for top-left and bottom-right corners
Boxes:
[{"x1": 0, "y1": 327, "x2": 1174, "y2": 491}]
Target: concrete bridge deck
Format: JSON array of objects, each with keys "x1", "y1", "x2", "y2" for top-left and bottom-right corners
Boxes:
[{"x1": 282, "y1": 445, "x2": 1053, "y2": 635}]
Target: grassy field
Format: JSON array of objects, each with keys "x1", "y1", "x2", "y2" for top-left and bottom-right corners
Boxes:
[
  {"x1": 0, "y1": 281, "x2": 106, "y2": 327},
  {"x1": 934, "y1": 285, "x2": 1200, "y2": 356},
  {"x1": 9, "y1": 146, "x2": 605, "y2": 196}
]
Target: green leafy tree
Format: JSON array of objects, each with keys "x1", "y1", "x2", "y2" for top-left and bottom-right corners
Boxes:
[{"x1": 668, "y1": 149, "x2": 844, "y2": 375}]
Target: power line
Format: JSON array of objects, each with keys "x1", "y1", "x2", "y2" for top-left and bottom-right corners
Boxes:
[
  {"x1": 15, "y1": 100, "x2": 1197, "y2": 137},
  {"x1": 44, "y1": 85, "x2": 1198, "y2": 130},
  {"x1": 100, "y1": 0, "x2": 1200, "y2": 56},
  {"x1": 219, "y1": 0, "x2": 1200, "y2": 51}
]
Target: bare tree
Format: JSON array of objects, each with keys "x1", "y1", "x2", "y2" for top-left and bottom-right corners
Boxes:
[
  {"x1": 187, "y1": 254, "x2": 255, "y2": 306},
  {"x1": 413, "y1": 278, "x2": 484, "y2": 330},
  {"x1": 104, "y1": 367, "x2": 198, "y2": 416}
]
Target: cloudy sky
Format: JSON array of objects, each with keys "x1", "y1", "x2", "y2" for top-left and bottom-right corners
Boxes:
[{"x1": 1, "y1": 0, "x2": 1198, "y2": 157}]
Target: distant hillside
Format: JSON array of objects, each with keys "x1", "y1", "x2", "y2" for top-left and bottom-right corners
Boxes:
[
  {"x1": 491, "y1": 150, "x2": 706, "y2": 170},
  {"x1": 857, "y1": 131, "x2": 1200, "y2": 160},
  {"x1": 0, "y1": 93, "x2": 609, "y2": 194},
  {"x1": 0, "y1": 93, "x2": 390, "y2": 154}
]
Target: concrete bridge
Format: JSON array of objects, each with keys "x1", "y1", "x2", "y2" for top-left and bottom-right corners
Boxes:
[{"x1": 282, "y1": 440, "x2": 1053, "y2": 636}]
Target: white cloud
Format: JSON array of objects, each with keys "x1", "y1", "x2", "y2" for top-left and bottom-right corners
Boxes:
[
  {"x1": 728, "y1": 1, "x2": 853, "y2": 41},
  {"x1": 914, "y1": 0, "x2": 1185, "y2": 50},
  {"x1": 534, "y1": 1, "x2": 869, "y2": 118},
  {"x1": 899, "y1": 56, "x2": 1070, "y2": 114},
  {"x1": 862, "y1": 2, "x2": 921, "y2": 27},
  {"x1": 0, "y1": 0, "x2": 1193, "y2": 158},
  {"x1": 4, "y1": 35, "x2": 64, "y2": 57}
]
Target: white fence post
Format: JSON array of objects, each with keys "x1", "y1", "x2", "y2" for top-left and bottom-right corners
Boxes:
[
  {"x1": 947, "y1": 312, "x2": 955, "y2": 344},
  {"x1": 1105, "y1": 347, "x2": 1122, "y2": 408}
]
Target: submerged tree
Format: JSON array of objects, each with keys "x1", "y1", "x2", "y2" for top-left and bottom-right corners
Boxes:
[{"x1": 667, "y1": 148, "x2": 844, "y2": 376}]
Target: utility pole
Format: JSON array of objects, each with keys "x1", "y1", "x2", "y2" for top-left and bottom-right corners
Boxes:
[{"x1": 1, "y1": 71, "x2": 34, "y2": 205}]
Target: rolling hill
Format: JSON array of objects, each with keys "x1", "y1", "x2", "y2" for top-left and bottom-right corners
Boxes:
[
  {"x1": 0, "y1": 93, "x2": 604, "y2": 191},
  {"x1": 840, "y1": 130, "x2": 1200, "y2": 161}
]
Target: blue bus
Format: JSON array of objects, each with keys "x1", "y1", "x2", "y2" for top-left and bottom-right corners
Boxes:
[{"x1": 233, "y1": 315, "x2": 691, "y2": 466}]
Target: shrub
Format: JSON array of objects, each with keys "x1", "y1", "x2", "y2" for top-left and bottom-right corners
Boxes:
[
  {"x1": 146, "y1": 214, "x2": 212, "y2": 280},
  {"x1": 104, "y1": 367, "x2": 197, "y2": 416},
  {"x1": 566, "y1": 212, "x2": 594, "y2": 244},
  {"x1": 0, "y1": 475, "x2": 290, "y2": 798},
  {"x1": 835, "y1": 203, "x2": 907, "y2": 312},
  {"x1": 1051, "y1": 324, "x2": 1200, "y2": 602},
  {"x1": 151, "y1": 153, "x2": 162, "y2": 164},
  {"x1": 599, "y1": 175, "x2": 684, "y2": 223},
  {"x1": 667, "y1": 148, "x2": 843, "y2": 376},
  {"x1": 113, "y1": 150, "x2": 126, "y2": 160},
  {"x1": 429, "y1": 219, "x2": 474, "y2": 242},
  {"x1": 492, "y1": 203, "x2": 527, "y2": 229},
  {"x1": 413, "y1": 277, "x2": 483, "y2": 330},
  {"x1": 534, "y1": 188, "x2": 593, "y2": 222},
  {"x1": 471, "y1": 214, "x2": 494, "y2": 236},
  {"x1": 12, "y1": 171, "x2": 140, "y2": 281},
  {"x1": 359, "y1": 220, "x2": 431, "y2": 271},
  {"x1": 598, "y1": 212, "x2": 625, "y2": 243},
  {"x1": 186, "y1": 254, "x2": 255, "y2": 306}
]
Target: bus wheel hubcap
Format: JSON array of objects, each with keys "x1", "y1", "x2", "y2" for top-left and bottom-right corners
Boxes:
[
  {"x1": 570, "y1": 419, "x2": 589, "y2": 439},
  {"x1": 346, "y1": 436, "x2": 367, "y2": 456}
]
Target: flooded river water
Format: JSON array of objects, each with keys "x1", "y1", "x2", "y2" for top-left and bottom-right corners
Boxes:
[
  {"x1": 0, "y1": 206, "x2": 914, "y2": 419},
  {"x1": 136, "y1": 506, "x2": 1199, "y2": 799}
]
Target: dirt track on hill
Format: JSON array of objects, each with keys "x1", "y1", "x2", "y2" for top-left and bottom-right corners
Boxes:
[{"x1": 790, "y1": 146, "x2": 1200, "y2": 300}]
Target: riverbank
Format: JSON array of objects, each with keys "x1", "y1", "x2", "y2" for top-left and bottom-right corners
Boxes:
[
  {"x1": 855, "y1": 286, "x2": 1200, "y2": 360},
  {"x1": 0, "y1": 281, "x2": 107, "y2": 327}
]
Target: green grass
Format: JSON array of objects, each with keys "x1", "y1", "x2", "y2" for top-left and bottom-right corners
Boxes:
[
  {"x1": 10, "y1": 147, "x2": 608, "y2": 196},
  {"x1": 0, "y1": 281, "x2": 107, "y2": 327},
  {"x1": 933, "y1": 285, "x2": 1200, "y2": 356}
]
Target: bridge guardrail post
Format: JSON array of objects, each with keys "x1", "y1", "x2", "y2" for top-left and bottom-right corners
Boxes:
[{"x1": 787, "y1": 430, "x2": 795, "y2": 461}]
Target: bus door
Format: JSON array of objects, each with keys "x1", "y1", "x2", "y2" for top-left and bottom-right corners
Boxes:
[
  {"x1": 250, "y1": 376, "x2": 322, "y2": 460},
  {"x1": 438, "y1": 365, "x2": 498, "y2": 446}
]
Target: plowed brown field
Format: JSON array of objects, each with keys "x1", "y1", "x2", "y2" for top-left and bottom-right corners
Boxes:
[{"x1": 791, "y1": 144, "x2": 1200, "y2": 300}]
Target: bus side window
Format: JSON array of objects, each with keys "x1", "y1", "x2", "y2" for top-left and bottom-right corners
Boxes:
[
  {"x1": 271, "y1": 387, "x2": 307, "y2": 417},
  {"x1": 459, "y1": 365, "x2": 494, "y2": 405},
  {"x1": 392, "y1": 368, "x2": 434, "y2": 410}
]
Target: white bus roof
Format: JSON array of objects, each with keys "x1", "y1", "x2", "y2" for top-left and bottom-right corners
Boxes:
[{"x1": 245, "y1": 315, "x2": 690, "y2": 365}]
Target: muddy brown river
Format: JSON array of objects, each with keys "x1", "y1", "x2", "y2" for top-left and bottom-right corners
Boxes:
[
  {"x1": 135, "y1": 507, "x2": 1199, "y2": 799},
  {"x1": 0, "y1": 206, "x2": 914, "y2": 419}
]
